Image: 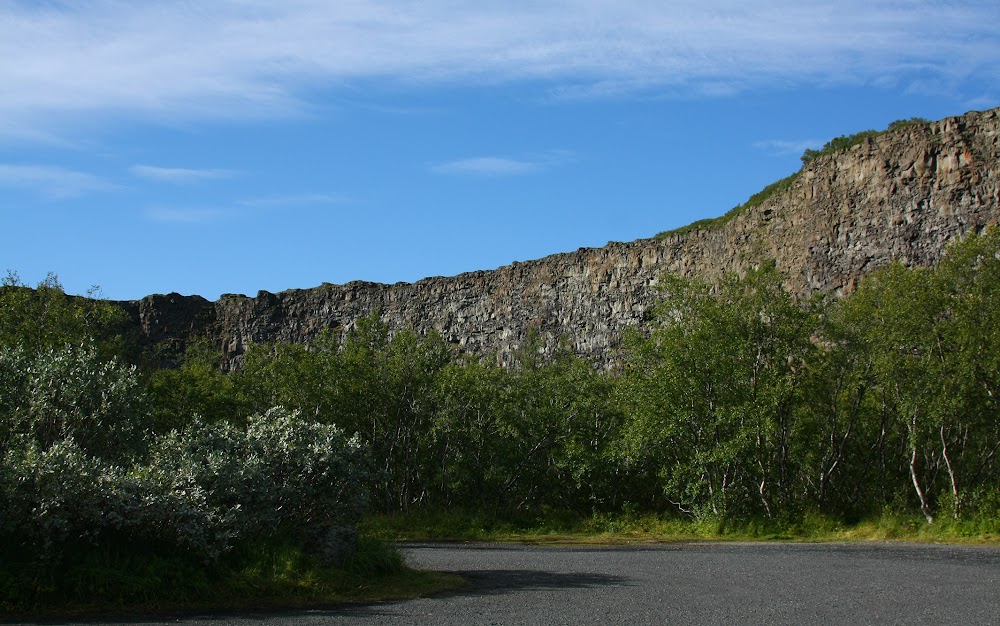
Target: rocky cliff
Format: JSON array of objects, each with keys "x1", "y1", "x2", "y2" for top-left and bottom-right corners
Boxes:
[{"x1": 123, "y1": 107, "x2": 1000, "y2": 368}]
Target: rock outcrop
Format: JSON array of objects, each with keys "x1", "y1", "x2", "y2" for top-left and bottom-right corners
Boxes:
[{"x1": 122, "y1": 108, "x2": 1000, "y2": 368}]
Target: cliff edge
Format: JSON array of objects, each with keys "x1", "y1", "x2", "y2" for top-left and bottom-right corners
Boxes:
[{"x1": 123, "y1": 108, "x2": 1000, "y2": 368}]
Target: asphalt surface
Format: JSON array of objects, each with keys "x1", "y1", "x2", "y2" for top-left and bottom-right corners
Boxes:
[{"x1": 20, "y1": 541, "x2": 1000, "y2": 625}]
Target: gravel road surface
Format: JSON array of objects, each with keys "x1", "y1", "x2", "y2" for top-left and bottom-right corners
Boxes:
[{"x1": 23, "y1": 541, "x2": 1000, "y2": 625}]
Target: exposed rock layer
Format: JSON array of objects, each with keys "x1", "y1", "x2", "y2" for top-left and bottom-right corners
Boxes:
[{"x1": 122, "y1": 108, "x2": 1000, "y2": 368}]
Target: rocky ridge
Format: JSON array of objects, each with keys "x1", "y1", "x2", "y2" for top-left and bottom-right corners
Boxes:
[{"x1": 123, "y1": 108, "x2": 1000, "y2": 368}]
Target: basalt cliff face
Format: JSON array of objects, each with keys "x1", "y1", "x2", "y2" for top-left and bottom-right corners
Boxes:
[{"x1": 124, "y1": 108, "x2": 1000, "y2": 368}]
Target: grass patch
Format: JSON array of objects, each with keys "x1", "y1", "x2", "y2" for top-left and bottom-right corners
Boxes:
[
  {"x1": 655, "y1": 172, "x2": 800, "y2": 239},
  {"x1": 829, "y1": 514, "x2": 1000, "y2": 544},
  {"x1": 0, "y1": 536, "x2": 462, "y2": 621},
  {"x1": 362, "y1": 510, "x2": 1000, "y2": 546},
  {"x1": 654, "y1": 116, "x2": 934, "y2": 240}
]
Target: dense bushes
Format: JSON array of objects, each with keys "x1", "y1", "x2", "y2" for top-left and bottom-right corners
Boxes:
[
  {"x1": 137, "y1": 408, "x2": 367, "y2": 559},
  {"x1": 233, "y1": 229, "x2": 999, "y2": 525},
  {"x1": 2, "y1": 228, "x2": 998, "y2": 608},
  {"x1": 0, "y1": 271, "x2": 129, "y2": 358},
  {"x1": 0, "y1": 315, "x2": 371, "y2": 607},
  {"x1": 622, "y1": 229, "x2": 1000, "y2": 523},
  {"x1": 0, "y1": 343, "x2": 148, "y2": 463},
  {"x1": 619, "y1": 265, "x2": 817, "y2": 519},
  {"x1": 826, "y1": 230, "x2": 1000, "y2": 521},
  {"x1": 191, "y1": 321, "x2": 626, "y2": 516},
  {"x1": 134, "y1": 229, "x2": 1000, "y2": 527}
]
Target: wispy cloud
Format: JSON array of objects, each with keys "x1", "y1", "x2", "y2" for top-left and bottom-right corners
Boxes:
[
  {"x1": 145, "y1": 208, "x2": 231, "y2": 223},
  {"x1": 131, "y1": 165, "x2": 237, "y2": 183},
  {"x1": 753, "y1": 139, "x2": 824, "y2": 157},
  {"x1": 240, "y1": 193, "x2": 347, "y2": 208},
  {"x1": 432, "y1": 157, "x2": 542, "y2": 177},
  {"x1": 0, "y1": 164, "x2": 113, "y2": 199},
  {"x1": 145, "y1": 193, "x2": 344, "y2": 223},
  {"x1": 1, "y1": 1, "x2": 998, "y2": 142},
  {"x1": 432, "y1": 151, "x2": 575, "y2": 177},
  {"x1": 965, "y1": 94, "x2": 1000, "y2": 111}
]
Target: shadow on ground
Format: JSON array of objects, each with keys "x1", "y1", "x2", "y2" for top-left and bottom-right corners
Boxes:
[{"x1": 6, "y1": 568, "x2": 630, "y2": 624}]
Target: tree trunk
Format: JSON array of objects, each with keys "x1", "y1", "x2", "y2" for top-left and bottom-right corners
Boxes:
[
  {"x1": 940, "y1": 424, "x2": 960, "y2": 519},
  {"x1": 910, "y1": 447, "x2": 934, "y2": 524}
]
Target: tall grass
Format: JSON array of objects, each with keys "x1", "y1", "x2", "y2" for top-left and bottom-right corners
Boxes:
[{"x1": 363, "y1": 509, "x2": 1000, "y2": 545}]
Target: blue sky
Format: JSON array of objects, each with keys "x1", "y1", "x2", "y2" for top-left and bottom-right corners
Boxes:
[{"x1": 2, "y1": 1, "x2": 998, "y2": 301}]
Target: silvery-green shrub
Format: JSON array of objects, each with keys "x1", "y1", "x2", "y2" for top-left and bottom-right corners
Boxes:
[
  {"x1": 145, "y1": 407, "x2": 369, "y2": 555},
  {"x1": 145, "y1": 417, "x2": 274, "y2": 554},
  {"x1": 1, "y1": 342, "x2": 149, "y2": 463},
  {"x1": 247, "y1": 407, "x2": 368, "y2": 531},
  {"x1": 1, "y1": 437, "x2": 114, "y2": 555},
  {"x1": 1, "y1": 413, "x2": 369, "y2": 562}
]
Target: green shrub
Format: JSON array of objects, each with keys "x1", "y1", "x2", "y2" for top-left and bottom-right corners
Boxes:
[
  {"x1": 1, "y1": 338, "x2": 371, "y2": 601},
  {"x1": 0, "y1": 343, "x2": 149, "y2": 463},
  {"x1": 146, "y1": 408, "x2": 369, "y2": 557},
  {"x1": 0, "y1": 272, "x2": 128, "y2": 358}
]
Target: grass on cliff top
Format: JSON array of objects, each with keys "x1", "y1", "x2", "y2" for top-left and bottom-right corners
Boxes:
[
  {"x1": 653, "y1": 116, "x2": 933, "y2": 240},
  {"x1": 362, "y1": 510, "x2": 1000, "y2": 546},
  {"x1": 655, "y1": 171, "x2": 800, "y2": 239}
]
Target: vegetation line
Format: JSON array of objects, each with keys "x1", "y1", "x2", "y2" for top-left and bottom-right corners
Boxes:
[
  {"x1": 2, "y1": 213, "x2": 997, "y2": 617},
  {"x1": 364, "y1": 511, "x2": 999, "y2": 546},
  {"x1": 654, "y1": 117, "x2": 931, "y2": 239}
]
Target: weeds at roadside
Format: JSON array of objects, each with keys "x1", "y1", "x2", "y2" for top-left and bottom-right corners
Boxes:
[{"x1": 361, "y1": 510, "x2": 1000, "y2": 546}]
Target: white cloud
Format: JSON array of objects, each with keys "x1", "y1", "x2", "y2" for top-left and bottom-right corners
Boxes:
[
  {"x1": 0, "y1": 164, "x2": 113, "y2": 199},
  {"x1": 131, "y1": 165, "x2": 237, "y2": 183},
  {"x1": 145, "y1": 207, "x2": 231, "y2": 223},
  {"x1": 432, "y1": 157, "x2": 541, "y2": 177},
  {"x1": 964, "y1": 95, "x2": 1000, "y2": 111},
  {"x1": 1, "y1": 1, "x2": 998, "y2": 141},
  {"x1": 753, "y1": 139, "x2": 824, "y2": 157},
  {"x1": 145, "y1": 193, "x2": 344, "y2": 223},
  {"x1": 432, "y1": 151, "x2": 574, "y2": 177},
  {"x1": 240, "y1": 193, "x2": 347, "y2": 208}
]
